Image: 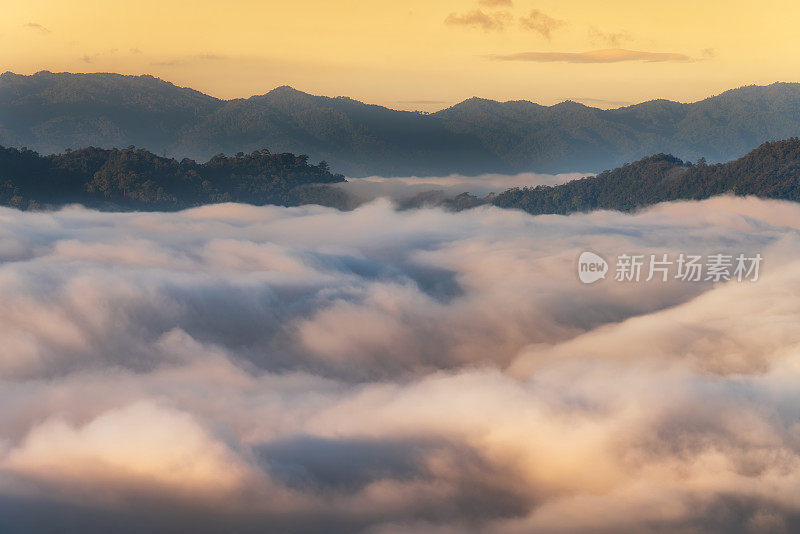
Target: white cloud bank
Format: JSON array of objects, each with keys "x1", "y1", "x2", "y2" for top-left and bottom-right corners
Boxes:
[
  {"x1": 334, "y1": 171, "x2": 584, "y2": 205},
  {"x1": 0, "y1": 196, "x2": 799, "y2": 533}
]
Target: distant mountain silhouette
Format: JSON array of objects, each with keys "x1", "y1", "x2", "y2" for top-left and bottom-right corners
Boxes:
[{"x1": 5, "y1": 71, "x2": 800, "y2": 176}]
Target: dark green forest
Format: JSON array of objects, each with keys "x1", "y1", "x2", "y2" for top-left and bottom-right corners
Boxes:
[
  {"x1": 2, "y1": 138, "x2": 800, "y2": 214},
  {"x1": 0, "y1": 145, "x2": 346, "y2": 210},
  {"x1": 482, "y1": 138, "x2": 800, "y2": 215}
]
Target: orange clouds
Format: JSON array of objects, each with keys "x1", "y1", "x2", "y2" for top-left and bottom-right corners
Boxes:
[
  {"x1": 519, "y1": 9, "x2": 565, "y2": 39},
  {"x1": 444, "y1": 5, "x2": 565, "y2": 38},
  {"x1": 22, "y1": 22, "x2": 49, "y2": 33},
  {"x1": 444, "y1": 9, "x2": 510, "y2": 31},
  {"x1": 493, "y1": 48, "x2": 693, "y2": 63}
]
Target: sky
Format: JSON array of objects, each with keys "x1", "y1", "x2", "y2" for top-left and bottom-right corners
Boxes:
[{"x1": 3, "y1": 0, "x2": 799, "y2": 110}]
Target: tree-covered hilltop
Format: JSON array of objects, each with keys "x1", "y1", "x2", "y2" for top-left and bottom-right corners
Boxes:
[
  {"x1": 484, "y1": 139, "x2": 800, "y2": 215},
  {"x1": 0, "y1": 145, "x2": 347, "y2": 210},
  {"x1": 4, "y1": 139, "x2": 800, "y2": 214}
]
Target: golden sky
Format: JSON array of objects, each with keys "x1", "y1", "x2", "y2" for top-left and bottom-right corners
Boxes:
[{"x1": 3, "y1": 0, "x2": 798, "y2": 110}]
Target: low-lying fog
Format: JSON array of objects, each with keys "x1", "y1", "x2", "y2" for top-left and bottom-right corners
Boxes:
[
  {"x1": 1, "y1": 195, "x2": 800, "y2": 533},
  {"x1": 334, "y1": 171, "x2": 586, "y2": 204}
]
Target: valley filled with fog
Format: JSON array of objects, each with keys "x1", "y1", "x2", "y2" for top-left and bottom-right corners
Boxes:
[
  {"x1": 334, "y1": 171, "x2": 584, "y2": 204},
  {"x1": 1, "y1": 195, "x2": 799, "y2": 533}
]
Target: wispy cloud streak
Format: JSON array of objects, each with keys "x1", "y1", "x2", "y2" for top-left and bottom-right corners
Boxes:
[{"x1": 492, "y1": 48, "x2": 693, "y2": 63}]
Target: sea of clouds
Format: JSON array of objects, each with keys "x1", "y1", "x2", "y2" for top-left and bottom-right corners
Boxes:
[
  {"x1": 1, "y1": 195, "x2": 800, "y2": 533},
  {"x1": 334, "y1": 171, "x2": 585, "y2": 204}
]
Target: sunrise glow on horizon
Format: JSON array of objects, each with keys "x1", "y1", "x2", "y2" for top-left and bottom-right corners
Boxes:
[{"x1": 3, "y1": 0, "x2": 798, "y2": 110}]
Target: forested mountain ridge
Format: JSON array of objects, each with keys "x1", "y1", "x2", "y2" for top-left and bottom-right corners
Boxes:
[
  {"x1": 0, "y1": 145, "x2": 346, "y2": 210},
  {"x1": 174, "y1": 85, "x2": 502, "y2": 176},
  {"x1": 0, "y1": 71, "x2": 221, "y2": 155},
  {"x1": 0, "y1": 72, "x2": 504, "y2": 177},
  {"x1": 2, "y1": 139, "x2": 800, "y2": 214},
  {"x1": 483, "y1": 138, "x2": 800, "y2": 215},
  {"x1": 5, "y1": 71, "x2": 800, "y2": 176}
]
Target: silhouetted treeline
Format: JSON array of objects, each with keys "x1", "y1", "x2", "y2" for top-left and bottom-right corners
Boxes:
[
  {"x1": 0, "y1": 146, "x2": 346, "y2": 210},
  {"x1": 4, "y1": 139, "x2": 800, "y2": 214},
  {"x1": 483, "y1": 139, "x2": 800, "y2": 215}
]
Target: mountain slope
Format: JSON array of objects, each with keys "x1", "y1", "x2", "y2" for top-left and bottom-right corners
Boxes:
[
  {"x1": 435, "y1": 84, "x2": 800, "y2": 173},
  {"x1": 5, "y1": 72, "x2": 800, "y2": 176},
  {"x1": 3, "y1": 139, "x2": 800, "y2": 213},
  {"x1": 0, "y1": 71, "x2": 223, "y2": 156},
  {"x1": 0, "y1": 145, "x2": 345, "y2": 210},
  {"x1": 173, "y1": 86, "x2": 506, "y2": 176},
  {"x1": 486, "y1": 138, "x2": 800, "y2": 215}
]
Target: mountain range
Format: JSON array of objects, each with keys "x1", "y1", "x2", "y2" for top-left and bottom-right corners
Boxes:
[{"x1": 4, "y1": 71, "x2": 800, "y2": 176}]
